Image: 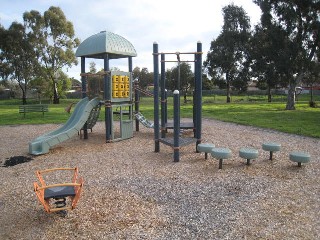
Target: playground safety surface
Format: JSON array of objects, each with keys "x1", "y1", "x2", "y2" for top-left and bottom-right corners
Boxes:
[{"x1": 0, "y1": 119, "x2": 319, "y2": 239}]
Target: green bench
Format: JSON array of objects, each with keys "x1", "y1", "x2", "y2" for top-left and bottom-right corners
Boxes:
[{"x1": 19, "y1": 104, "x2": 49, "y2": 117}]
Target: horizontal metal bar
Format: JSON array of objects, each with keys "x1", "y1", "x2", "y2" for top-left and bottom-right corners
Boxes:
[
  {"x1": 153, "y1": 52, "x2": 203, "y2": 55},
  {"x1": 160, "y1": 60, "x2": 196, "y2": 63}
]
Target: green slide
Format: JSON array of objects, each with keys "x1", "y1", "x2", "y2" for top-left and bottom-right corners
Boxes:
[{"x1": 29, "y1": 97, "x2": 100, "y2": 155}]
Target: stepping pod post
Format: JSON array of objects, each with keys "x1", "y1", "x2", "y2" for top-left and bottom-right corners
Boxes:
[
  {"x1": 197, "y1": 143, "x2": 215, "y2": 159},
  {"x1": 239, "y1": 148, "x2": 259, "y2": 165},
  {"x1": 289, "y1": 152, "x2": 310, "y2": 167},
  {"x1": 211, "y1": 148, "x2": 232, "y2": 169},
  {"x1": 262, "y1": 142, "x2": 281, "y2": 160}
]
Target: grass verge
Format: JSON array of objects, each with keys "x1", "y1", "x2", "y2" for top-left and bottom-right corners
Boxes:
[{"x1": 0, "y1": 96, "x2": 319, "y2": 138}]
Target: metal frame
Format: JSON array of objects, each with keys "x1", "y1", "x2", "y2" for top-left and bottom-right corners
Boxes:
[
  {"x1": 80, "y1": 56, "x2": 134, "y2": 142},
  {"x1": 79, "y1": 32, "x2": 136, "y2": 143},
  {"x1": 153, "y1": 42, "x2": 203, "y2": 162}
]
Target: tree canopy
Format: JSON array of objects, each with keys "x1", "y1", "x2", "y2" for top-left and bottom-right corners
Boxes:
[
  {"x1": 253, "y1": 0, "x2": 320, "y2": 109},
  {"x1": 23, "y1": 6, "x2": 80, "y2": 103},
  {"x1": 204, "y1": 4, "x2": 251, "y2": 103},
  {"x1": 132, "y1": 67, "x2": 153, "y2": 90},
  {"x1": 0, "y1": 6, "x2": 79, "y2": 104},
  {"x1": 0, "y1": 22, "x2": 38, "y2": 104},
  {"x1": 204, "y1": 1, "x2": 320, "y2": 108},
  {"x1": 166, "y1": 62, "x2": 194, "y2": 103}
]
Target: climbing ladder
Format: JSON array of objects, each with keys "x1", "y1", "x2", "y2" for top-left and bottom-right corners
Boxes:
[
  {"x1": 79, "y1": 102, "x2": 102, "y2": 137},
  {"x1": 85, "y1": 103, "x2": 101, "y2": 130}
]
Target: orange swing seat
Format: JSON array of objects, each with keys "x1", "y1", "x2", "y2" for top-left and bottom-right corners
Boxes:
[{"x1": 33, "y1": 167, "x2": 84, "y2": 213}]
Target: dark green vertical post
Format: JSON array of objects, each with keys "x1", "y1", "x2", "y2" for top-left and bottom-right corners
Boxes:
[
  {"x1": 161, "y1": 53, "x2": 166, "y2": 138},
  {"x1": 173, "y1": 90, "x2": 180, "y2": 162},
  {"x1": 81, "y1": 57, "x2": 86, "y2": 98},
  {"x1": 193, "y1": 53, "x2": 197, "y2": 138},
  {"x1": 195, "y1": 41, "x2": 202, "y2": 150},
  {"x1": 134, "y1": 80, "x2": 140, "y2": 131},
  {"x1": 81, "y1": 57, "x2": 88, "y2": 139},
  {"x1": 128, "y1": 56, "x2": 132, "y2": 72},
  {"x1": 128, "y1": 56, "x2": 133, "y2": 125},
  {"x1": 153, "y1": 42, "x2": 160, "y2": 152},
  {"x1": 104, "y1": 53, "x2": 111, "y2": 142},
  {"x1": 164, "y1": 89, "x2": 168, "y2": 127}
]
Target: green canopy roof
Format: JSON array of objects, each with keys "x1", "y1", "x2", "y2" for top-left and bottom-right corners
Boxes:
[{"x1": 76, "y1": 31, "x2": 137, "y2": 59}]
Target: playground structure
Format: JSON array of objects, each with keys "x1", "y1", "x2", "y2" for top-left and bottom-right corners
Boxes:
[
  {"x1": 76, "y1": 31, "x2": 137, "y2": 142},
  {"x1": 28, "y1": 31, "x2": 203, "y2": 158},
  {"x1": 29, "y1": 31, "x2": 137, "y2": 155},
  {"x1": 33, "y1": 167, "x2": 84, "y2": 214},
  {"x1": 152, "y1": 42, "x2": 203, "y2": 162}
]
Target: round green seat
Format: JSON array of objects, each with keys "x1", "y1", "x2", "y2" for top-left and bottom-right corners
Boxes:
[
  {"x1": 239, "y1": 148, "x2": 259, "y2": 165},
  {"x1": 197, "y1": 143, "x2": 215, "y2": 159},
  {"x1": 289, "y1": 152, "x2": 310, "y2": 167},
  {"x1": 262, "y1": 142, "x2": 281, "y2": 160},
  {"x1": 211, "y1": 148, "x2": 232, "y2": 169}
]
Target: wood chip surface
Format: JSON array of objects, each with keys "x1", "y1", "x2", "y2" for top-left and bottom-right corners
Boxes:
[{"x1": 0, "y1": 119, "x2": 319, "y2": 239}]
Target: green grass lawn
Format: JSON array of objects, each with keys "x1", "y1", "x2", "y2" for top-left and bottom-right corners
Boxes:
[
  {"x1": 201, "y1": 102, "x2": 319, "y2": 137},
  {"x1": 0, "y1": 99, "x2": 74, "y2": 125},
  {"x1": 0, "y1": 95, "x2": 319, "y2": 138}
]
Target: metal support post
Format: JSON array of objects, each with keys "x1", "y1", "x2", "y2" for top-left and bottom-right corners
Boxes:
[
  {"x1": 153, "y1": 43, "x2": 160, "y2": 152},
  {"x1": 173, "y1": 90, "x2": 180, "y2": 162},
  {"x1": 195, "y1": 41, "x2": 202, "y2": 150},
  {"x1": 161, "y1": 53, "x2": 166, "y2": 138},
  {"x1": 104, "y1": 53, "x2": 111, "y2": 142},
  {"x1": 80, "y1": 57, "x2": 88, "y2": 139}
]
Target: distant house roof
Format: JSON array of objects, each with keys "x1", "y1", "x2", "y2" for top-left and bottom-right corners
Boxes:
[{"x1": 75, "y1": 31, "x2": 137, "y2": 59}]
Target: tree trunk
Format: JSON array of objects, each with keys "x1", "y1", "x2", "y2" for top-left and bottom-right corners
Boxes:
[
  {"x1": 226, "y1": 82, "x2": 231, "y2": 103},
  {"x1": 286, "y1": 80, "x2": 296, "y2": 110},
  {"x1": 19, "y1": 82, "x2": 27, "y2": 105},
  {"x1": 184, "y1": 90, "x2": 187, "y2": 104},
  {"x1": 53, "y1": 81, "x2": 59, "y2": 104},
  {"x1": 22, "y1": 92, "x2": 27, "y2": 105},
  {"x1": 267, "y1": 85, "x2": 272, "y2": 102},
  {"x1": 226, "y1": 72, "x2": 231, "y2": 103}
]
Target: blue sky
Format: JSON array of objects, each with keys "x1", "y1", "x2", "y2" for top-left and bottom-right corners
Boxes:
[{"x1": 0, "y1": 0, "x2": 261, "y2": 80}]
